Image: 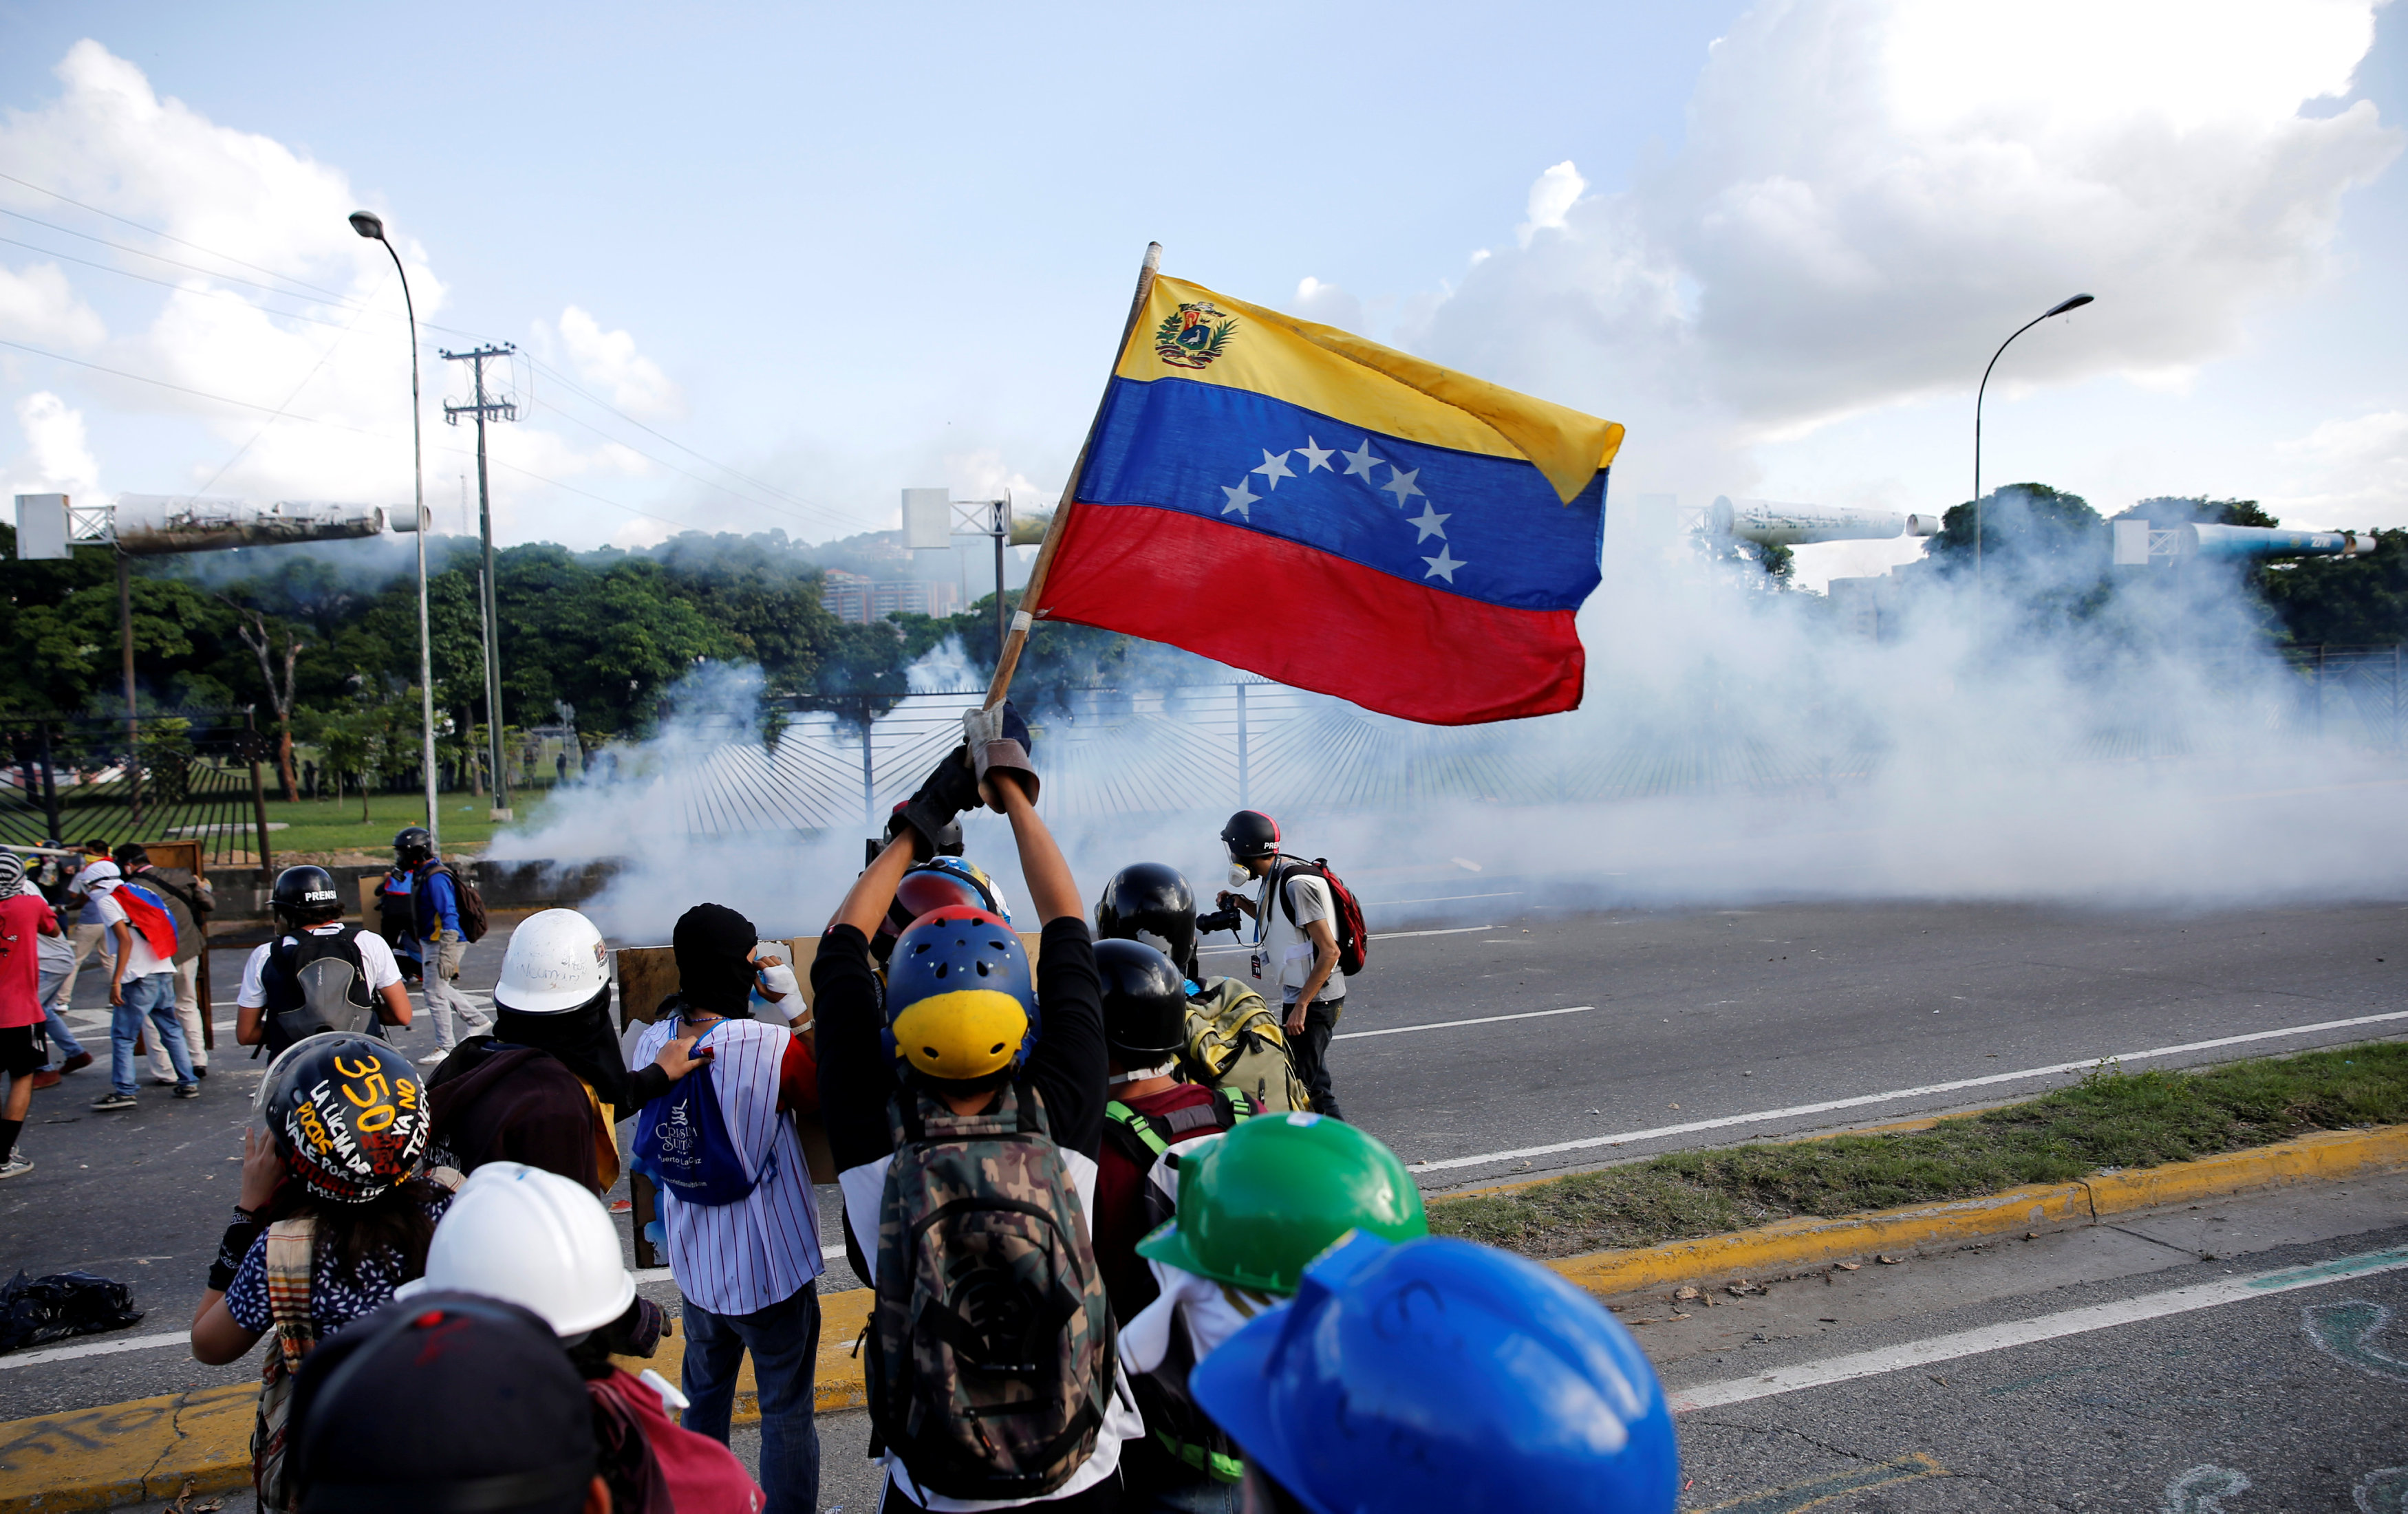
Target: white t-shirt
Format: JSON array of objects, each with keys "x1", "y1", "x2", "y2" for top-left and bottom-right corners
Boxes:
[
  {"x1": 1253, "y1": 865, "x2": 1345, "y2": 1004},
  {"x1": 92, "y1": 887, "x2": 171, "y2": 979},
  {"x1": 237, "y1": 926, "x2": 406, "y2": 1008}
]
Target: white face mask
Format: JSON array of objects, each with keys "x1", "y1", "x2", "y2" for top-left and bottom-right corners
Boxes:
[{"x1": 1227, "y1": 859, "x2": 1254, "y2": 889}]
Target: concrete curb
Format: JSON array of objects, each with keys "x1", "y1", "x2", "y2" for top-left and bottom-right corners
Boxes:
[{"x1": 3, "y1": 1125, "x2": 2400, "y2": 1511}]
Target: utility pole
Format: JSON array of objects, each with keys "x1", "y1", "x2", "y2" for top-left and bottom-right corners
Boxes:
[{"x1": 442, "y1": 343, "x2": 518, "y2": 821}]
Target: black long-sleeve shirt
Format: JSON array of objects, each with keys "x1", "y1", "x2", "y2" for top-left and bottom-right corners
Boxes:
[{"x1": 812, "y1": 917, "x2": 1108, "y2": 1286}]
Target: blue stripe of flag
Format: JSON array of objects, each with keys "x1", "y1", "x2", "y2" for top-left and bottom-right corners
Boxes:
[{"x1": 1079, "y1": 376, "x2": 1606, "y2": 612}]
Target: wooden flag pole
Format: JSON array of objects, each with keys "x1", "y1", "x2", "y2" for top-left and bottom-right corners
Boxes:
[{"x1": 982, "y1": 241, "x2": 1163, "y2": 710}]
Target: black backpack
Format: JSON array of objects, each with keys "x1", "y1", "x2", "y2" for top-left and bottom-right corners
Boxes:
[
  {"x1": 374, "y1": 876, "x2": 416, "y2": 949},
  {"x1": 1273, "y1": 860, "x2": 1370, "y2": 977},
  {"x1": 257, "y1": 927, "x2": 383, "y2": 1056}
]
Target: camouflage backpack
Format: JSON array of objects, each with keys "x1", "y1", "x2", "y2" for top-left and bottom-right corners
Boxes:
[
  {"x1": 868, "y1": 1083, "x2": 1116, "y2": 1502},
  {"x1": 1183, "y1": 977, "x2": 1311, "y2": 1114}
]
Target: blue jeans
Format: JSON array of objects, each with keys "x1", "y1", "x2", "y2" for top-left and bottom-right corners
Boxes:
[
  {"x1": 681, "y1": 1284, "x2": 820, "y2": 1514},
  {"x1": 37, "y1": 970, "x2": 82, "y2": 1065},
  {"x1": 110, "y1": 973, "x2": 192, "y2": 1095}
]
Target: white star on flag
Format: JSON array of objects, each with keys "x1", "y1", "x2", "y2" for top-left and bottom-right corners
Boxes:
[
  {"x1": 1221, "y1": 479, "x2": 1259, "y2": 519},
  {"x1": 1409, "y1": 504, "x2": 1450, "y2": 542},
  {"x1": 1251, "y1": 450, "x2": 1296, "y2": 489},
  {"x1": 1340, "y1": 440, "x2": 1384, "y2": 479},
  {"x1": 1381, "y1": 466, "x2": 1424, "y2": 505},
  {"x1": 1296, "y1": 437, "x2": 1335, "y2": 472},
  {"x1": 1421, "y1": 545, "x2": 1466, "y2": 582}
]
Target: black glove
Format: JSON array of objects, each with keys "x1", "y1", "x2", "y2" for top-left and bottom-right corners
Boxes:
[
  {"x1": 888, "y1": 744, "x2": 982, "y2": 861},
  {"x1": 965, "y1": 701, "x2": 1039, "y2": 810},
  {"x1": 208, "y1": 1207, "x2": 267, "y2": 1293}
]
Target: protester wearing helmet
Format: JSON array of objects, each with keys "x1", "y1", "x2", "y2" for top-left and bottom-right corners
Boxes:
[
  {"x1": 1117, "y1": 1112, "x2": 1427, "y2": 1509},
  {"x1": 427, "y1": 909, "x2": 636, "y2": 1191},
  {"x1": 1095, "y1": 862, "x2": 1201, "y2": 983},
  {"x1": 286, "y1": 1292, "x2": 613, "y2": 1514},
  {"x1": 394, "y1": 1161, "x2": 769, "y2": 1513},
  {"x1": 398, "y1": 825, "x2": 490, "y2": 1063},
  {"x1": 872, "y1": 855, "x2": 1013, "y2": 964},
  {"x1": 1192, "y1": 1231, "x2": 1679, "y2": 1514},
  {"x1": 1213, "y1": 810, "x2": 1346, "y2": 1120},
  {"x1": 235, "y1": 867, "x2": 414, "y2": 1059},
  {"x1": 625, "y1": 902, "x2": 824, "y2": 1514},
  {"x1": 813, "y1": 705, "x2": 1143, "y2": 1512},
  {"x1": 190, "y1": 1034, "x2": 453, "y2": 1378},
  {"x1": 1089, "y1": 938, "x2": 1244, "y2": 1321}
]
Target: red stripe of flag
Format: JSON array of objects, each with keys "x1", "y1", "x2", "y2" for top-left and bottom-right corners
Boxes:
[{"x1": 1033, "y1": 504, "x2": 1584, "y2": 725}]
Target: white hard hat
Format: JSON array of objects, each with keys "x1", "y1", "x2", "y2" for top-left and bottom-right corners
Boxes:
[
  {"x1": 494, "y1": 908, "x2": 610, "y2": 1014},
  {"x1": 399, "y1": 1161, "x2": 635, "y2": 1337}
]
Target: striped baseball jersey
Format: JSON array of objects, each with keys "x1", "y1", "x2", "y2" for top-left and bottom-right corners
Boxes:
[{"x1": 628, "y1": 1015, "x2": 823, "y2": 1314}]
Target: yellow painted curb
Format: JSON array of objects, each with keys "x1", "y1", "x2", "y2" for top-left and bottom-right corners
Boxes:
[
  {"x1": 5, "y1": 1125, "x2": 2402, "y2": 1511},
  {"x1": 2086, "y1": 1125, "x2": 2408, "y2": 1216},
  {"x1": 1544, "y1": 1182, "x2": 2096, "y2": 1298}
]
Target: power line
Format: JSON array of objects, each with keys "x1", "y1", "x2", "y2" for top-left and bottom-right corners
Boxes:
[
  {"x1": 0, "y1": 231, "x2": 374, "y2": 336},
  {"x1": 0, "y1": 172, "x2": 363, "y2": 305}
]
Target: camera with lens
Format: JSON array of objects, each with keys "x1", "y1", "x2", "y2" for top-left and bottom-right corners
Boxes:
[{"x1": 1193, "y1": 905, "x2": 1244, "y2": 938}]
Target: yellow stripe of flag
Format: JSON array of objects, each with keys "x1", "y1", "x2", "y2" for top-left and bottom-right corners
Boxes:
[{"x1": 1112, "y1": 275, "x2": 1624, "y2": 505}]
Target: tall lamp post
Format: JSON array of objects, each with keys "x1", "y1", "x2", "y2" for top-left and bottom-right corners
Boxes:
[
  {"x1": 1975, "y1": 292, "x2": 2094, "y2": 591},
  {"x1": 348, "y1": 210, "x2": 441, "y2": 852}
]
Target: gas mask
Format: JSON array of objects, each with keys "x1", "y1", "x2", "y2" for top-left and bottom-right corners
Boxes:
[{"x1": 1227, "y1": 857, "x2": 1254, "y2": 889}]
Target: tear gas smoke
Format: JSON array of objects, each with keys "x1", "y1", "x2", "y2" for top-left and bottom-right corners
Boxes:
[{"x1": 493, "y1": 496, "x2": 2408, "y2": 945}]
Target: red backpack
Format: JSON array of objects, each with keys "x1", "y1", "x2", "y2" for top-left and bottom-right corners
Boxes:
[{"x1": 1275, "y1": 858, "x2": 1370, "y2": 977}]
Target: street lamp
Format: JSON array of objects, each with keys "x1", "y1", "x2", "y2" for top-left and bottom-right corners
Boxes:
[
  {"x1": 349, "y1": 210, "x2": 442, "y2": 852},
  {"x1": 1975, "y1": 292, "x2": 2094, "y2": 591}
]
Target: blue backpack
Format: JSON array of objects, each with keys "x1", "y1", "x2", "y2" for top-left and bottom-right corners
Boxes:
[{"x1": 632, "y1": 1023, "x2": 776, "y2": 1207}]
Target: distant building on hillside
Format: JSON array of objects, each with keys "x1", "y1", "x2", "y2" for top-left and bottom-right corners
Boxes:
[{"x1": 820, "y1": 569, "x2": 961, "y2": 625}]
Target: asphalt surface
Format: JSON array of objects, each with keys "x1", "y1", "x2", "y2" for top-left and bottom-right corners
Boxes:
[{"x1": 2, "y1": 895, "x2": 2402, "y2": 1442}]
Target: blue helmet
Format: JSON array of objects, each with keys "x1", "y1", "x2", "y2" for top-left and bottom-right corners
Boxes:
[
  {"x1": 881, "y1": 906, "x2": 1038, "y2": 1083},
  {"x1": 1190, "y1": 1232, "x2": 1679, "y2": 1514}
]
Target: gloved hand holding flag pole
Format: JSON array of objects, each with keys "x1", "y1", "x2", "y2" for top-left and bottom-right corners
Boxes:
[{"x1": 984, "y1": 243, "x2": 1624, "y2": 728}]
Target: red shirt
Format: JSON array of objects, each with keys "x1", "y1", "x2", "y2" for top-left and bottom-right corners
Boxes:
[
  {"x1": 0, "y1": 892, "x2": 58, "y2": 1029},
  {"x1": 1093, "y1": 1081, "x2": 1229, "y2": 1323}
]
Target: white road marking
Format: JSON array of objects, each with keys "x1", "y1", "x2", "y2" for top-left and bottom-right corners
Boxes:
[
  {"x1": 1364, "y1": 891, "x2": 1523, "y2": 907},
  {"x1": 0, "y1": 1328, "x2": 192, "y2": 1370},
  {"x1": 1337, "y1": 1005, "x2": 1595, "y2": 1041},
  {"x1": 1668, "y1": 1245, "x2": 2408, "y2": 1413},
  {"x1": 1370, "y1": 925, "x2": 1494, "y2": 940},
  {"x1": 1410, "y1": 1008, "x2": 2408, "y2": 1172}
]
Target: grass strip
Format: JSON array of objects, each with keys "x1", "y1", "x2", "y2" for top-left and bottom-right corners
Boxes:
[{"x1": 1426, "y1": 1043, "x2": 2408, "y2": 1260}]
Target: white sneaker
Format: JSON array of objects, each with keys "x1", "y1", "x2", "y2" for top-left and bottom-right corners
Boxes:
[
  {"x1": 419, "y1": 1049, "x2": 453, "y2": 1065},
  {"x1": 0, "y1": 1156, "x2": 32, "y2": 1180}
]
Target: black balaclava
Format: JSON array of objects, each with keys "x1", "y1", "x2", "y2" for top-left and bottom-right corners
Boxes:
[{"x1": 672, "y1": 902, "x2": 759, "y2": 1019}]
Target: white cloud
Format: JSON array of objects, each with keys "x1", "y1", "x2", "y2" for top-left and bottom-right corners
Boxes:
[
  {"x1": 1516, "y1": 160, "x2": 1585, "y2": 247},
  {"x1": 1290, "y1": 276, "x2": 1366, "y2": 332},
  {"x1": 0, "y1": 262, "x2": 105, "y2": 349},
  {"x1": 8, "y1": 391, "x2": 100, "y2": 501},
  {"x1": 2268, "y1": 408, "x2": 2408, "y2": 526},
  {"x1": 544, "y1": 306, "x2": 684, "y2": 422},
  {"x1": 0, "y1": 41, "x2": 691, "y2": 543},
  {"x1": 1415, "y1": 0, "x2": 2400, "y2": 497}
]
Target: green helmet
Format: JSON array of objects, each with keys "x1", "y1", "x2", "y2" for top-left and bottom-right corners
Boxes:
[{"x1": 1136, "y1": 1112, "x2": 1427, "y2": 1295}]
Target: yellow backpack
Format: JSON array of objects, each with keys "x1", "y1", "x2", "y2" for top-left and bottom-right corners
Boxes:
[{"x1": 1183, "y1": 977, "x2": 1311, "y2": 1114}]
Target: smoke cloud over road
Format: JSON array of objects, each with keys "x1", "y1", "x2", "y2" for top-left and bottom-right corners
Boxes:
[{"x1": 493, "y1": 499, "x2": 2407, "y2": 946}]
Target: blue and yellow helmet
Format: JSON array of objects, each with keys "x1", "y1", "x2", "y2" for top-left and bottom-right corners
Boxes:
[{"x1": 883, "y1": 906, "x2": 1036, "y2": 1083}]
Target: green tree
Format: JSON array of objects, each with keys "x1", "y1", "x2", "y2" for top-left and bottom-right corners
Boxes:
[{"x1": 2259, "y1": 529, "x2": 2408, "y2": 646}]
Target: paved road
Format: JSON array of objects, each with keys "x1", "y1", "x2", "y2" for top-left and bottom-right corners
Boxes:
[{"x1": 1, "y1": 896, "x2": 2401, "y2": 1429}]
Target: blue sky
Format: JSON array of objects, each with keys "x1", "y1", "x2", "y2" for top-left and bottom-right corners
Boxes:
[{"x1": 1, "y1": 1, "x2": 2400, "y2": 589}]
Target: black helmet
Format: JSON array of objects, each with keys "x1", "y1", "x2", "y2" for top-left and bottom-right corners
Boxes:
[
  {"x1": 1095, "y1": 863, "x2": 1198, "y2": 977},
  {"x1": 261, "y1": 1032, "x2": 430, "y2": 1204},
  {"x1": 272, "y1": 865, "x2": 344, "y2": 927},
  {"x1": 394, "y1": 827, "x2": 434, "y2": 866},
  {"x1": 1221, "y1": 810, "x2": 1280, "y2": 861},
  {"x1": 1094, "y1": 938, "x2": 1190, "y2": 1063}
]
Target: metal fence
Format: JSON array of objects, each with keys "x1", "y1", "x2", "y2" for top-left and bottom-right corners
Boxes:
[
  {"x1": 639, "y1": 644, "x2": 2408, "y2": 839},
  {"x1": 0, "y1": 709, "x2": 277, "y2": 867}
]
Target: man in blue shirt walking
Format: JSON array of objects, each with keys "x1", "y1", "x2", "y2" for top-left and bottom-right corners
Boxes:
[{"x1": 397, "y1": 828, "x2": 489, "y2": 1064}]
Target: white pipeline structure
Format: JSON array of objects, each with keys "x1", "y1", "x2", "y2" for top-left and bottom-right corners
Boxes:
[
  {"x1": 1705, "y1": 495, "x2": 1944, "y2": 546},
  {"x1": 2111, "y1": 519, "x2": 2376, "y2": 567},
  {"x1": 110, "y1": 495, "x2": 389, "y2": 555}
]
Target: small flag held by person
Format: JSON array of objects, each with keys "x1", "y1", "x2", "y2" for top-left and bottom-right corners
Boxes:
[{"x1": 1018, "y1": 259, "x2": 1624, "y2": 725}]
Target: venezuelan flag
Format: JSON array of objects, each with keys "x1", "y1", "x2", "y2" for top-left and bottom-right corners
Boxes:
[{"x1": 1030, "y1": 274, "x2": 1623, "y2": 724}]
